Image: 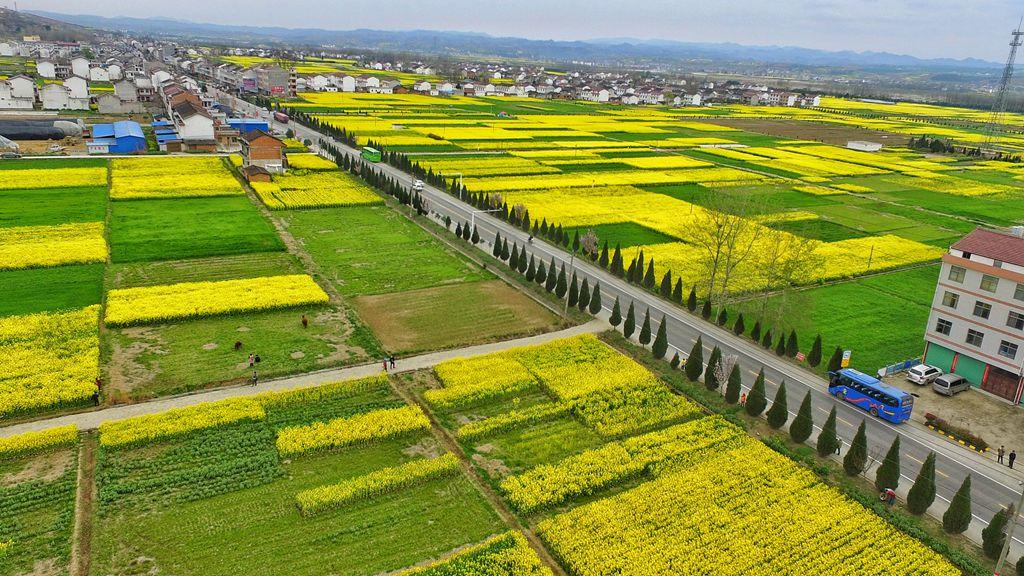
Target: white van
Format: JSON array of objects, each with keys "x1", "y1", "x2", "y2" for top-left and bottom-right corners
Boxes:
[
  {"x1": 906, "y1": 364, "x2": 942, "y2": 385},
  {"x1": 932, "y1": 374, "x2": 971, "y2": 396}
]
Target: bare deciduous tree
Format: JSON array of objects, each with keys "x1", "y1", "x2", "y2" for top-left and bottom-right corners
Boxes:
[
  {"x1": 580, "y1": 229, "x2": 599, "y2": 256},
  {"x1": 690, "y1": 194, "x2": 765, "y2": 306}
]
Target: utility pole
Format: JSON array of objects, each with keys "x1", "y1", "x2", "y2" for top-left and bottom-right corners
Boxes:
[
  {"x1": 995, "y1": 481, "x2": 1024, "y2": 575},
  {"x1": 984, "y1": 18, "x2": 1024, "y2": 154}
]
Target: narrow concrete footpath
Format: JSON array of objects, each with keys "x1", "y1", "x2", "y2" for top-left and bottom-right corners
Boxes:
[{"x1": 0, "y1": 320, "x2": 606, "y2": 439}]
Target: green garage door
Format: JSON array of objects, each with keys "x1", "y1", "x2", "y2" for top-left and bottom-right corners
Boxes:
[
  {"x1": 924, "y1": 343, "x2": 956, "y2": 374},
  {"x1": 954, "y1": 354, "x2": 986, "y2": 388}
]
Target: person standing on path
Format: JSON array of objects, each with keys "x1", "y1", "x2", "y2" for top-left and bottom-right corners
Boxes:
[
  {"x1": 248, "y1": 353, "x2": 255, "y2": 368},
  {"x1": 251, "y1": 370, "x2": 258, "y2": 387},
  {"x1": 1010, "y1": 450, "x2": 1017, "y2": 469},
  {"x1": 998, "y1": 445, "x2": 1006, "y2": 464},
  {"x1": 382, "y1": 359, "x2": 388, "y2": 372},
  {"x1": 390, "y1": 355, "x2": 396, "y2": 370}
]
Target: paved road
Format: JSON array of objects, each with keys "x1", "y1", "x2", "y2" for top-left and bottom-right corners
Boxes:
[
  {"x1": 0, "y1": 321, "x2": 606, "y2": 438},
  {"x1": 230, "y1": 93, "x2": 1024, "y2": 556}
]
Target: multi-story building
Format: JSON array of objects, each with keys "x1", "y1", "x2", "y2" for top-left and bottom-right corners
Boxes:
[{"x1": 923, "y1": 227, "x2": 1024, "y2": 404}]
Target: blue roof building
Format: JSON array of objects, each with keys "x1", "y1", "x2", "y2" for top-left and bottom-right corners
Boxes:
[
  {"x1": 226, "y1": 118, "x2": 270, "y2": 134},
  {"x1": 88, "y1": 120, "x2": 146, "y2": 154}
]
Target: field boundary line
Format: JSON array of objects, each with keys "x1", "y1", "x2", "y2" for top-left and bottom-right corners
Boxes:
[
  {"x1": 388, "y1": 374, "x2": 568, "y2": 576},
  {"x1": 69, "y1": 434, "x2": 97, "y2": 576}
]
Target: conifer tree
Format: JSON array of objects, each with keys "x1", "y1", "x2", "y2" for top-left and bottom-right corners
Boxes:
[
  {"x1": 455, "y1": 222, "x2": 463, "y2": 238},
  {"x1": 701, "y1": 300, "x2": 712, "y2": 320},
  {"x1": 942, "y1": 475, "x2": 972, "y2": 534},
  {"x1": 750, "y1": 320, "x2": 761, "y2": 342},
  {"x1": 733, "y1": 313, "x2": 746, "y2": 336},
  {"x1": 725, "y1": 363, "x2": 742, "y2": 404},
  {"x1": 610, "y1": 244, "x2": 624, "y2": 277},
  {"x1": 589, "y1": 282, "x2": 602, "y2": 315},
  {"x1": 518, "y1": 250, "x2": 528, "y2": 274},
  {"x1": 762, "y1": 329, "x2": 773, "y2": 349},
  {"x1": 817, "y1": 407, "x2": 839, "y2": 457},
  {"x1": 501, "y1": 238, "x2": 510, "y2": 260},
  {"x1": 983, "y1": 506, "x2": 1011, "y2": 559},
  {"x1": 687, "y1": 286, "x2": 697, "y2": 312},
  {"x1": 526, "y1": 255, "x2": 536, "y2": 281},
  {"x1": 717, "y1": 307, "x2": 728, "y2": 326},
  {"x1": 670, "y1": 352, "x2": 681, "y2": 369},
  {"x1": 577, "y1": 277, "x2": 591, "y2": 312},
  {"x1": 907, "y1": 452, "x2": 937, "y2": 515},
  {"x1": 535, "y1": 260, "x2": 547, "y2": 285},
  {"x1": 623, "y1": 301, "x2": 636, "y2": 339},
  {"x1": 786, "y1": 330, "x2": 799, "y2": 358},
  {"x1": 568, "y1": 273, "x2": 579, "y2": 307},
  {"x1": 555, "y1": 265, "x2": 568, "y2": 298},
  {"x1": 808, "y1": 335, "x2": 823, "y2": 367},
  {"x1": 492, "y1": 231, "x2": 502, "y2": 257},
  {"x1": 626, "y1": 259, "x2": 637, "y2": 283},
  {"x1": 875, "y1": 436, "x2": 901, "y2": 492},
  {"x1": 684, "y1": 336, "x2": 703, "y2": 382},
  {"x1": 599, "y1": 241, "x2": 610, "y2": 268},
  {"x1": 652, "y1": 315, "x2": 668, "y2": 359},
  {"x1": 746, "y1": 368, "x2": 767, "y2": 416},
  {"x1": 827, "y1": 346, "x2": 844, "y2": 372},
  {"x1": 775, "y1": 333, "x2": 787, "y2": 356},
  {"x1": 843, "y1": 420, "x2": 868, "y2": 476},
  {"x1": 471, "y1": 225, "x2": 480, "y2": 244},
  {"x1": 704, "y1": 346, "x2": 722, "y2": 390},
  {"x1": 509, "y1": 244, "x2": 519, "y2": 270},
  {"x1": 672, "y1": 279, "x2": 683, "y2": 303},
  {"x1": 609, "y1": 296, "x2": 622, "y2": 327},
  {"x1": 766, "y1": 381, "x2": 789, "y2": 428},
  {"x1": 790, "y1": 391, "x2": 814, "y2": 443},
  {"x1": 639, "y1": 308, "x2": 652, "y2": 346},
  {"x1": 659, "y1": 271, "x2": 672, "y2": 297},
  {"x1": 545, "y1": 258, "x2": 558, "y2": 292},
  {"x1": 643, "y1": 259, "x2": 656, "y2": 288}
]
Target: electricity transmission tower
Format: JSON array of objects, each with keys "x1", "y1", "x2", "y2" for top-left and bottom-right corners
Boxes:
[{"x1": 983, "y1": 18, "x2": 1024, "y2": 153}]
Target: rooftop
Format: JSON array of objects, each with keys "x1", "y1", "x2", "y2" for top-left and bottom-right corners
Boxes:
[{"x1": 952, "y1": 227, "x2": 1024, "y2": 268}]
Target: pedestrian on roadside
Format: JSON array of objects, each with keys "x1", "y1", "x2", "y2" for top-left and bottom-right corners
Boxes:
[
  {"x1": 251, "y1": 370, "x2": 258, "y2": 387},
  {"x1": 739, "y1": 393, "x2": 747, "y2": 405},
  {"x1": 383, "y1": 359, "x2": 388, "y2": 372},
  {"x1": 390, "y1": 355, "x2": 396, "y2": 370},
  {"x1": 301, "y1": 314, "x2": 309, "y2": 329},
  {"x1": 92, "y1": 390, "x2": 100, "y2": 406},
  {"x1": 248, "y1": 353, "x2": 255, "y2": 368},
  {"x1": 835, "y1": 439, "x2": 842, "y2": 456},
  {"x1": 998, "y1": 445, "x2": 1006, "y2": 464},
  {"x1": 1010, "y1": 450, "x2": 1017, "y2": 469},
  {"x1": 95, "y1": 377, "x2": 103, "y2": 391}
]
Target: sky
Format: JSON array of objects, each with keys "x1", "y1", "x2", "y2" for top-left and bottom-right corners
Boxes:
[{"x1": 15, "y1": 0, "x2": 1024, "y2": 61}]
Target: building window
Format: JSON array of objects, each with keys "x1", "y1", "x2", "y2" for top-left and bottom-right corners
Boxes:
[
  {"x1": 1015, "y1": 283, "x2": 1024, "y2": 302},
  {"x1": 947, "y1": 266, "x2": 966, "y2": 283},
  {"x1": 942, "y1": 291, "x2": 959, "y2": 309},
  {"x1": 973, "y1": 301, "x2": 992, "y2": 319},
  {"x1": 980, "y1": 274, "x2": 999, "y2": 293},
  {"x1": 966, "y1": 329, "x2": 985, "y2": 347},
  {"x1": 1009, "y1": 311, "x2": 1024, "y2": 331},
  {"x1": 935, "y1": 318, "x2": 953, "y2": 335},
  {"x1": 999, "y1": 340, "x2": 1019, "y2": 360}
]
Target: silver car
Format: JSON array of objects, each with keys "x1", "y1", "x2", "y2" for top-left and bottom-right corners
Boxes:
[
  {"x1": 932, "y1": 374, "x2": 971, "y2": 396},
  {"x1": 906, "y1": 364, "x2": 942, "y2": 385}
]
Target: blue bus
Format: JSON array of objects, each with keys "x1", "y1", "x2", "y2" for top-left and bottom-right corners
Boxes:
[{"x1": 827, "y1": 368, "x2": 913, "y2": 424}]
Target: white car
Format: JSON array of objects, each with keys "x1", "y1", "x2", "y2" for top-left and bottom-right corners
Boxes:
[
  {"x1": 412, "y1": 179, "x2": 425, "y2": 191},
  {"x1": 906, "y1": 364, "x2": 942, "y2": 385}
]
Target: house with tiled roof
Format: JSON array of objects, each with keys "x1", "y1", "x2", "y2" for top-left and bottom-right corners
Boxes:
[{"x1": 923, "y1": 227, "x2": 1024, "y2": 403}]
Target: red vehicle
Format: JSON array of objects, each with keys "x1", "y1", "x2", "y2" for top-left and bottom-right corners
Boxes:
[{"x1": 273, "y1": 111, "x2": 290, "y2": 124}]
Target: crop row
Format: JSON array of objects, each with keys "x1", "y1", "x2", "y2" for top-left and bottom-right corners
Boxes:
[
  {"x1": 276, "y1": 405, "x2": 430, "y2": 457},
  {"x1": 500, "y1": 417, "x2": 744, "y2": 513},
  {"x1": 99, "y1": 397, "x2": 266, "y2": 449},
  {"x1": 103, "y1": 274, "x2": 330, "y2": 326},
  {"x1": 456, "y1": 403, "x2": 573, "y2": 443},
  {"x1": 394, "y1": 531, "x2": 552, "y2": 576},
  {"x1": 0, "y1": 425, "x2": 78, "y2": 460},
  {"x1": 295, "y1": 453, "x2": 460, "y2": 515}
]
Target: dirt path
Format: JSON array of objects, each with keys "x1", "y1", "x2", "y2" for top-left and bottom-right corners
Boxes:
[
  {"x1": 388, "y1": 376, "x2": 568, "y2": 576},
  {"x1": 69, "y1": 434, "x2": 97, "y2": 576}
]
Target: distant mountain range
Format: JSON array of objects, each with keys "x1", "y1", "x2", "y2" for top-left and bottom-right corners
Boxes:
[{"x1": 26, "y1": 9, "x2": 1002, "y2": 71}]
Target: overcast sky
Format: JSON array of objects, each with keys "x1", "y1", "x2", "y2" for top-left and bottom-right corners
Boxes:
[{"x1": 16, "y1": 0, "x2": 1024, "y2": 61}]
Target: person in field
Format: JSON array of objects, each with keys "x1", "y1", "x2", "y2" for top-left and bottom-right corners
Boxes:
[{"x1": 301, "y1": 314, "x2": 308, "y2": 329}]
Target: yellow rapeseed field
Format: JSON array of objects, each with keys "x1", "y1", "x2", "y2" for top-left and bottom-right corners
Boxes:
[
  {"x1": 110, "y1": 156, "x2": 244, "y2": 199},
  {"x1": 104, "y1": 274, "x2": 330, "y2": 326},
  {"x1": 0, "y1": 221, "x2": 107, "y2": 270}
]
